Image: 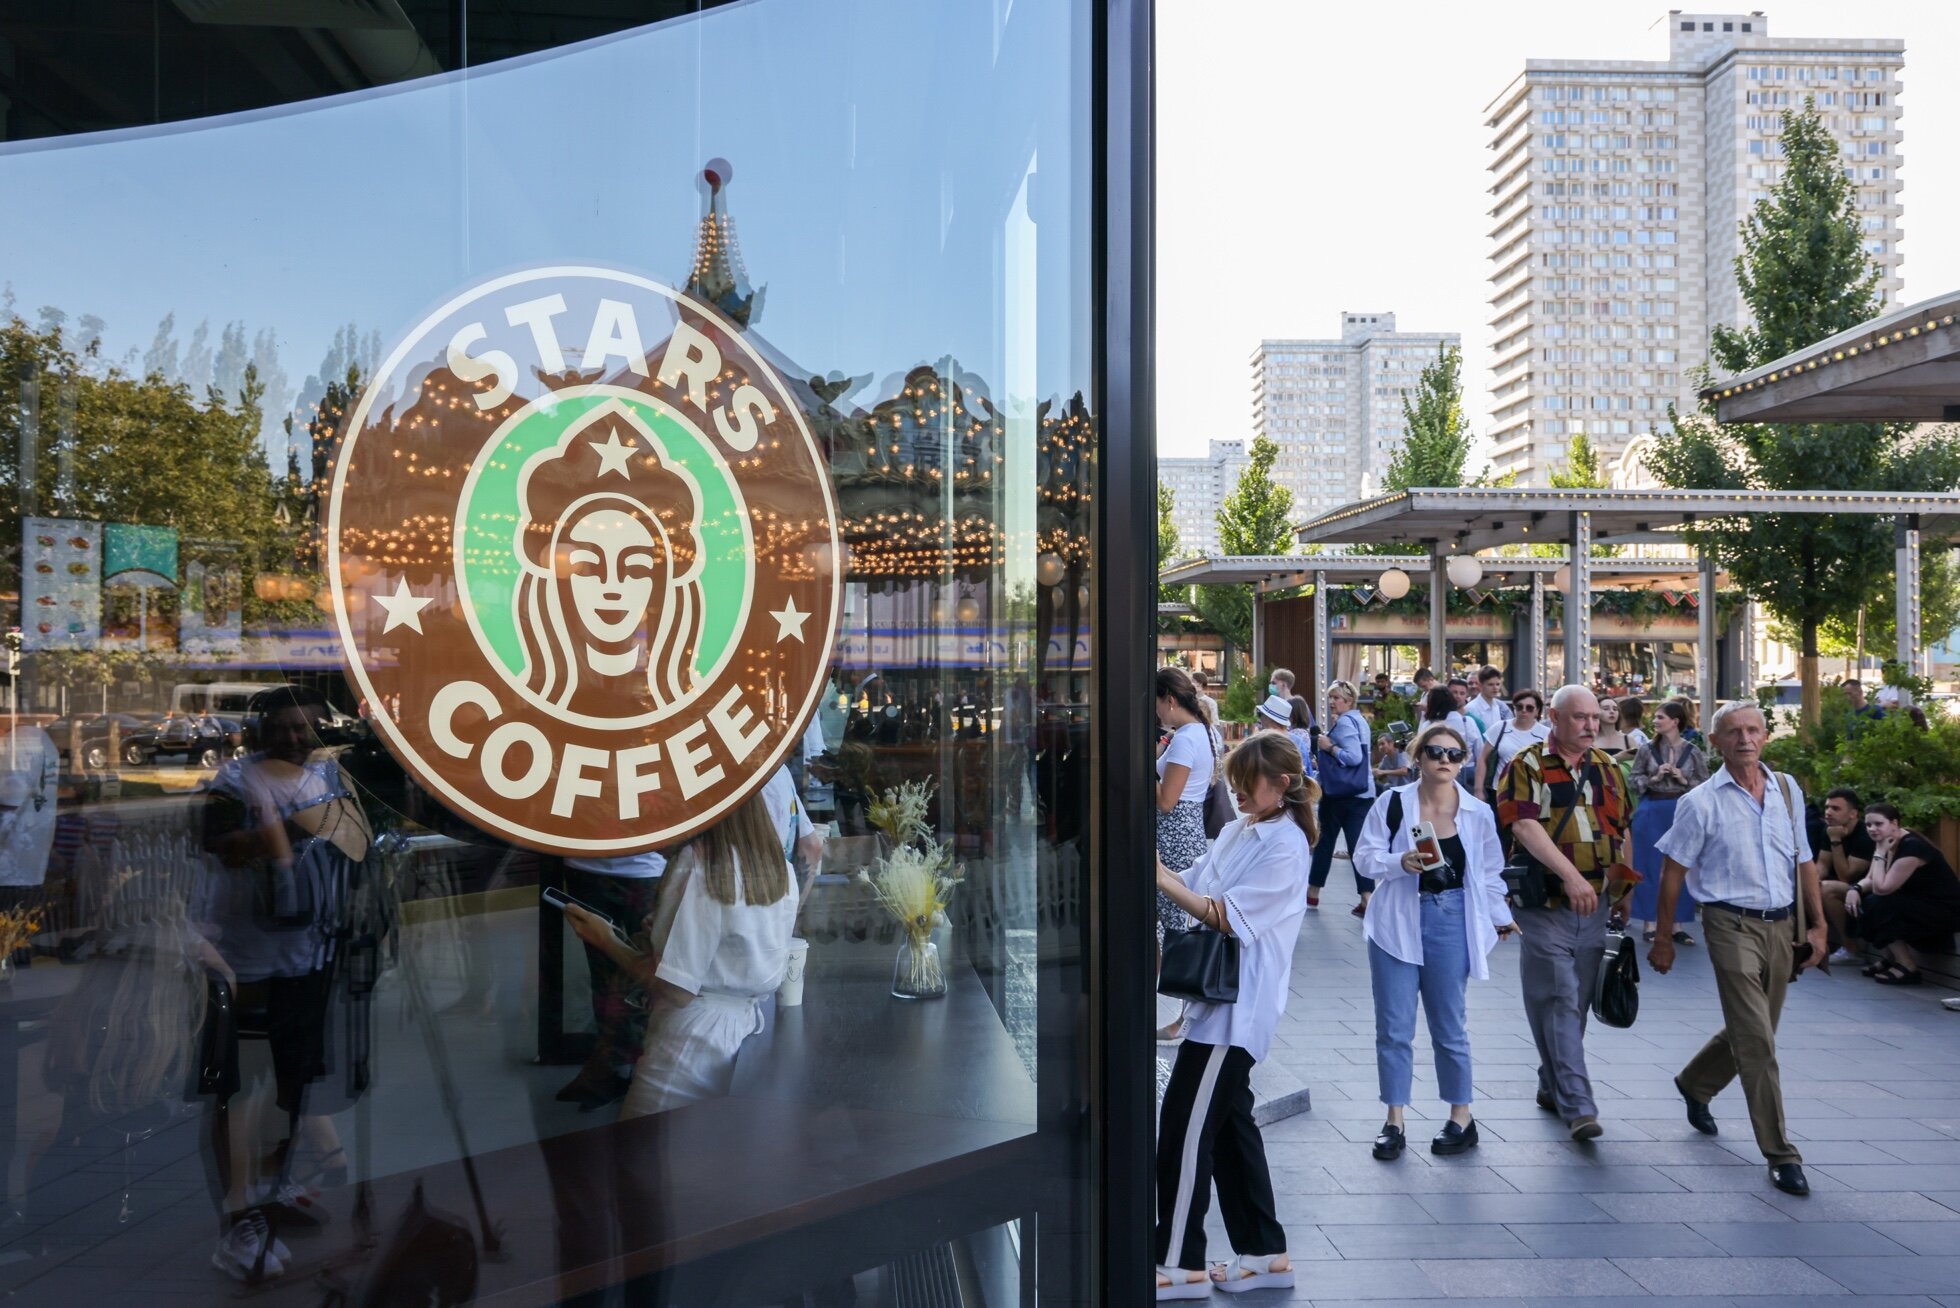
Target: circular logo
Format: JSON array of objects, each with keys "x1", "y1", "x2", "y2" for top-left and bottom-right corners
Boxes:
[{"x1": 328, "y1": 266, "x2": 840, "y2": 854}]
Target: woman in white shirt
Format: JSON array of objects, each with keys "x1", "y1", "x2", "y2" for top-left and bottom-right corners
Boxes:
[
  {"x1": 1152, "y1": 733, "x2": 1315, "y2": 1298},
  {"x1": 1473, "y1": 688, "x2": 1551, "y2": 802},
  {"x1": 1156, "y1": 668, "x2": 1218, "y2": 1041},
  {"x1": 565, "y1": 791, "x2": 796, "y2": 1117},
  {"x1": 1353, "y1": 724, "x2": 1517, "y2": 1161}
]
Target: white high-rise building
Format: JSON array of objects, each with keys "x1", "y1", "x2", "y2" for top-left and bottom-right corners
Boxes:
[
  {"x1": 1251, "y1": 313, "x2": 1460, "y2": 523},
  {"x1": 1484, "y1": 12, "x2": 1904, "y2": 484},
  {"x1": 1159, "y1": 439, "x2": 1248, "y2": 557}
]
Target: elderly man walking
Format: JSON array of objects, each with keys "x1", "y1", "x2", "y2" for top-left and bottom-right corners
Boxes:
[
  {"x1": 1648, "y1": 701, "x2": 1827, "y2": 1196},
  {"x1": 1495, "y1": 685, "x2": 1634, "y2": 1141}
]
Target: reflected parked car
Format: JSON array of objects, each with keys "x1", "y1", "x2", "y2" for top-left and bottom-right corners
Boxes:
[{"x1": 119, "y1": 714, "x2": 246, "y2": 768}]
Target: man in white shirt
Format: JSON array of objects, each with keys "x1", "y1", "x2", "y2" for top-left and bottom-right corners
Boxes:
[
  {"x1": 1649, "y1": 701, "x2": 1828, "y2": 1198},
  {"x1": 1465, "y1": 665, "x2": 1513, "y2": 740}
]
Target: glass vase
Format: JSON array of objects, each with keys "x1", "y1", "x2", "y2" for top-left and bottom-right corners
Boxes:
[{"x1": 891, "y1": 934, "x2": 945, "y2": 1000}]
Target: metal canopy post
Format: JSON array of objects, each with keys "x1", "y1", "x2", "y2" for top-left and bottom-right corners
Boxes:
[
  {"x1": 1250, "y1": 591, "x2": 1266, "y2": 678},
  {"x1": 1563, "y1": 513, "x2": 1592, "y2": 688},
  {"x1": 1697, "y1": 547, "x2": 1719, "y2": 727},
  {"x1": 1738, "y1": 600, "x2": 1756, "y2": 701},
  {"x1": 1429, "y1": 551, "x2": 1448, "y2": 676},
  {"x1": 1529, "y1": 570, "x2": 1547, "y2": 693},
  {"x1": 1312, "y1": 569, "x2": 1331, "y2": 714},
  {"x1": 1896, "y1": 514, "x2": 1922, "y2": 680}
]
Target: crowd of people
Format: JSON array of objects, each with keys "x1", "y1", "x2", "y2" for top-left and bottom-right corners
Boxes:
[{"x1": 1152, "y1": 665, "x2": 1960, "y2": 1300}]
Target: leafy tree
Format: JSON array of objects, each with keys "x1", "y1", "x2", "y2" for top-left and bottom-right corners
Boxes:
[
  {"x1": 1645, "y1": 99, "x2": 1960, "y2": 720},
  {"x1": 1156, "y1": 482, "x2": 1186, "y2": 607},
  {"x1": 1192, "y1": 434, "x2": 1294, "y2": 664},
  {"x1": 1380, "y1": 344, "x2": 1474, "y2": 493},
  {"x1": 1548, "y1": 431, "x2": 1605, "y2": 490}
]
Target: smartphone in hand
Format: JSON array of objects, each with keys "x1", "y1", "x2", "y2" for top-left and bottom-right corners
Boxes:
[
  {"x1": 542, "y1": 886, "x2": 645, "y2": 954},
  {"x1": 1411, "y1": 821, "x2": 1446, "y2": 870}
]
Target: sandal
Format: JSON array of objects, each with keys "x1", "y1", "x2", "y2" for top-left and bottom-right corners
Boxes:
[
  {"x1": 1156, "y1": 1266, "x2": 1210, "y2": 1301},
  {"x1": 1863, "y1": 959, "x2": 1889, "y2": 977},
  {"x1": 1874, "y1": 964, "x2": 1924, "y2": 986},
  {"x1": 1643, "y1": 929, "x2": 1658, "y2": 943},
  {"x1": 1212, "y1": 1253, "x2": 1294, "y2": 1294},
  {"x1": 1672, "y1": 930, "x2": 1695, "y2": 946}
]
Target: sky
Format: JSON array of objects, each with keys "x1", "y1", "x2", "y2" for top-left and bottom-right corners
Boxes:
[{"x1": 1155, "y1": 0, "x2": 1960, "y2": 461}]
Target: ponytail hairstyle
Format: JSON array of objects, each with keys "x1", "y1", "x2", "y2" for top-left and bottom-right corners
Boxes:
[
  {"x1": 1156, "y1": 666, "x2": 1205, "y2": 722},
  {"x1": 1224, "y1": 731, "x2": 1321, "y2": 846}
]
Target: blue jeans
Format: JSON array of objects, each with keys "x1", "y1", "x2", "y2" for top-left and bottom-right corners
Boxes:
[{"x1": 1368, "y1": 889, "x2": 1474, "y2": 1107}]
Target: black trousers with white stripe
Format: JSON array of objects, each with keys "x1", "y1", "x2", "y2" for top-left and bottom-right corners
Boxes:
[{"x1": 1154, "y1": 1039, "x2": 1287, "y2": 1269}]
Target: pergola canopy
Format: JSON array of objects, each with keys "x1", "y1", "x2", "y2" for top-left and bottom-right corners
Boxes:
[
  {"x1": 1161, "y1": 551, "x2": 1716, "y2": 596},
  {"x1": 1292, "y1": 487, "x2": 1960, "y2": 553},
  {"x1": 1704, "y1": 289, "x2": 1960, "y2": 424}
]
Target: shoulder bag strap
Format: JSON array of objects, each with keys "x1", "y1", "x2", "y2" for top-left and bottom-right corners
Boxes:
[{"x1": 1773, "y1": 771, "x2": 1807, "y2": 944}]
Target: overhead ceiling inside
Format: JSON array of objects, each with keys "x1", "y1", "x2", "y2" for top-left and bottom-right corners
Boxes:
[{"x1": 0, "y1": 1, "x2": 726, "y2": 142}]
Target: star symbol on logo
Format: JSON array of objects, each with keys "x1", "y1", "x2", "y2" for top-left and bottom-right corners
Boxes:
[
  {"x1": 373, "y1": 577, "x2": 433, "y2": 635},
  {"x1": 770, "y1": 596, "x2": 811, "y2": 643},
  {"x1": 591, "y1": 428, "x2": 637, "y2": 479}
]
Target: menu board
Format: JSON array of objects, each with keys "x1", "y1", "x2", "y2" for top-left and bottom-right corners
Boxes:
[{"x1": 20, "y1": 517, "x2": 101, "y2": 651}]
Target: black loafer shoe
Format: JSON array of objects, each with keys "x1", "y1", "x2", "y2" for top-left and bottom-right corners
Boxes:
[
  {"x1": 1371, "y1": 1124, "x2": 1406, "y2": 1161},
  {"x1": 1431, "y1": 1120, "x2": 1479, "y2": 1155},
  {"x1": 1769, "y1": 1163, "x2": 1809, "y2": 1196},
  {"x1": 1535, "y1": 1091, "x2": 1557, "y2": 1113},
  {"x1": 1675, "y1": 1077, "x2": 1718, "y2": 1136}
]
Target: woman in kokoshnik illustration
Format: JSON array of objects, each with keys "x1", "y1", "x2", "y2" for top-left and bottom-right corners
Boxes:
[{"x1": 513, "y1": 415, "x2": 708, "y2": 718}]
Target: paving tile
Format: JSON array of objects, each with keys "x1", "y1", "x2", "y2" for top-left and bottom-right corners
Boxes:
[
  {"x1": 1584, "y1": 1191, "x2": 1794, "y2": 1223},
  {"x1": 1873, "y1": 1139, "x2": 1960, "y2": 1165},
  {"x1": 1277, "y1": 1193, "x2": 1438, "y2": 1226},
  {"x1": 1812, "y1": 1163, "x2": 1960, "y2": 1192},
  {"x1": 1413, "y1": 1256, "x2": 1645, "y2": 1298},
  {"x1": 1504, "y1": 1221, "x2": 1722, "y2": 1257},
  {"x1": 1718, "y1": 1137, "x2": 1900, "y2": 1166},
  {"x1": 1653, "y1": 1163, "x2": 1851, "y2": 1193},
  {"x1": 1762, "y1": 1191, "x2": 1960, "y2": 1222},
  {"x1": 1613, "y1": 1254, "x2": 1851, "y2": 1295},
  {"x1": 1325, "y1": 1164, "x2": 1519, "y2": 1195},
  {"x1": 1786, "y1": 1119, "x2": 1951, "y2": 1142},
  {"x1": 1490, "y1": 1164, "x2": 1685, "y2": 1193},
  {"x1": 1801, "y1": 1255, "x2": 1960, "y2": 1295},
  {"x1": 1862, "y1": 1221, "x2": 1960, "y2": 1255},
  {"x1": 1321, "y1": 1223, "x2": 1534, "y2": 1261},
  {"x1": 1411, "y1": 1192, "x2": 1614, "y2": 1225},
  {"x1": 1267, "y1": 1165, "x2": 1353, "y2": 1194},
  {"x1": 1693, "y1": 1220, "x2": 1918, "y2": 1257},
  {"x1": 1931, "y1": 1193, "x2": 1960, "y2": 1216},
  {"x1": 1285, "y1": 1257, "x2": 1445, "y2": 1299}
]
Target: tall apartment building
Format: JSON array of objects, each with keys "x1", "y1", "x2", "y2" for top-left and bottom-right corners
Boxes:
[
  {"x1": 1159, "y1": 439, "x2": 1248, "y2": 557},
  {"x1": 1250, "y1": 312, "x2": 1460, "y2": 523},
  {"x1": 1484, "y1": 11, "x2": 1905, "y2": 483}
]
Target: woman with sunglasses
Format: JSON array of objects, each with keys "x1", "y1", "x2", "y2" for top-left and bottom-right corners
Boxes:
[
  {"x1": 1353, "y1": 723, "x2": 1518, "y2": 1161},
  {"x1": 1473, "y1": 689, "x2": 1550, "y2": 804}
]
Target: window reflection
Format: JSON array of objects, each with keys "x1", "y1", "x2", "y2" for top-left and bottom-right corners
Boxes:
[{"x1": 0, "y1": 2, "x2": 1095, "y2": 1300}]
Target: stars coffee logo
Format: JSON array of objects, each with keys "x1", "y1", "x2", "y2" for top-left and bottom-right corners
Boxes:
[{"x1": 327, "y1": 267, "x2": 840, "y2": 854}]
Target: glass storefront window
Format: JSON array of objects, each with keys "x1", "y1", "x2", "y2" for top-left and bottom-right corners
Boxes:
[{"x1": 0, "y1": 2, "x2": 1141, "y2": 1300}]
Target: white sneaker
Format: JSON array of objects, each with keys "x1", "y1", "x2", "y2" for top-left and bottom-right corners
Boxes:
[
  {"x1": 1828, "y1": 947, "x2": 1859, "y2": 965},
  {"x1": 212, "y1": 1211, "x2": 286, "y2": 1282},
  {"x1": 1943, "y1": 997, "x2": 1960, "y2": 1012}
]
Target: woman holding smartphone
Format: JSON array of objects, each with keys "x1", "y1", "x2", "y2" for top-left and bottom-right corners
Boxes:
[
  {"x1": 1352, "y1": 723, "x2": 1518, "y2": 1161},
  {"x1": 1152, "y1": 733, "x2": 1316, "y2": 1298}
]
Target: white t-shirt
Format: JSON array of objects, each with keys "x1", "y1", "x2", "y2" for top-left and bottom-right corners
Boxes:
[
  {"x1": 1157, "y1": 722, "x2": 1215, "y2": 804},
  {"x1": 1483, "y1": 717, "x2": 1552, "y2": 774},
  {"x1": 654, "y1": 845, "x2": 797, "y2": 999}
]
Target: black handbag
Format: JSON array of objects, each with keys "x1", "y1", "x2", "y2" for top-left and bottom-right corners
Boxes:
[
  {"x1": 1159, "y1": 924, "x2": 1240, "y2": 1004},
  {"x1": 1592, "y1": 928, "x2": 1640, "y2": 1028}
]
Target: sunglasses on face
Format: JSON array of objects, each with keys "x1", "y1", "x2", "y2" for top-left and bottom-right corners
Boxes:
[{"x1": 1420, "y1": 745, "x2": 1468, "y2": 763}]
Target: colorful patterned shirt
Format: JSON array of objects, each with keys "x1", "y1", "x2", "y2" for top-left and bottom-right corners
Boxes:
[{"x1": 1496, "y1": 741, "x2": 1631, "y2": 903}]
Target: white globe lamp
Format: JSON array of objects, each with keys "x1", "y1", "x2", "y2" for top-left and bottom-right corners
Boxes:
[
  {"x1": 1445, "y1": 556, "x2": 1483, "y2": 589},
  {"x1": 1553, "y1": 563, "x2": 1574, "y2": 594},
  {"x1": 1378, "y1": 567, "x2": 1411, "y2": 600}
]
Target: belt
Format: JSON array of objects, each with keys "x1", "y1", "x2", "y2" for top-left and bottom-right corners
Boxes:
[{"x1": 1702, "y1": 899, "x2": 1792, "y2": 922}]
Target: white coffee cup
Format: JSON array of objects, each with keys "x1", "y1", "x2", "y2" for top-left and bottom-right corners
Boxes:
[{"x1": 779, "y1": 937, "x2": 810, "y2": 1007}]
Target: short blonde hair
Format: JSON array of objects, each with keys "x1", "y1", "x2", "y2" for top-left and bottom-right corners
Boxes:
[{"x1": 1328, "y1": 679, "x2": 1358, "y2": 704}]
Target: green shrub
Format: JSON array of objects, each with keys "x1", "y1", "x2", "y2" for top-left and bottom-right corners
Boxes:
[{"x1": 1220, "y1": 673, "x2": 1259, "y2": 724}]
